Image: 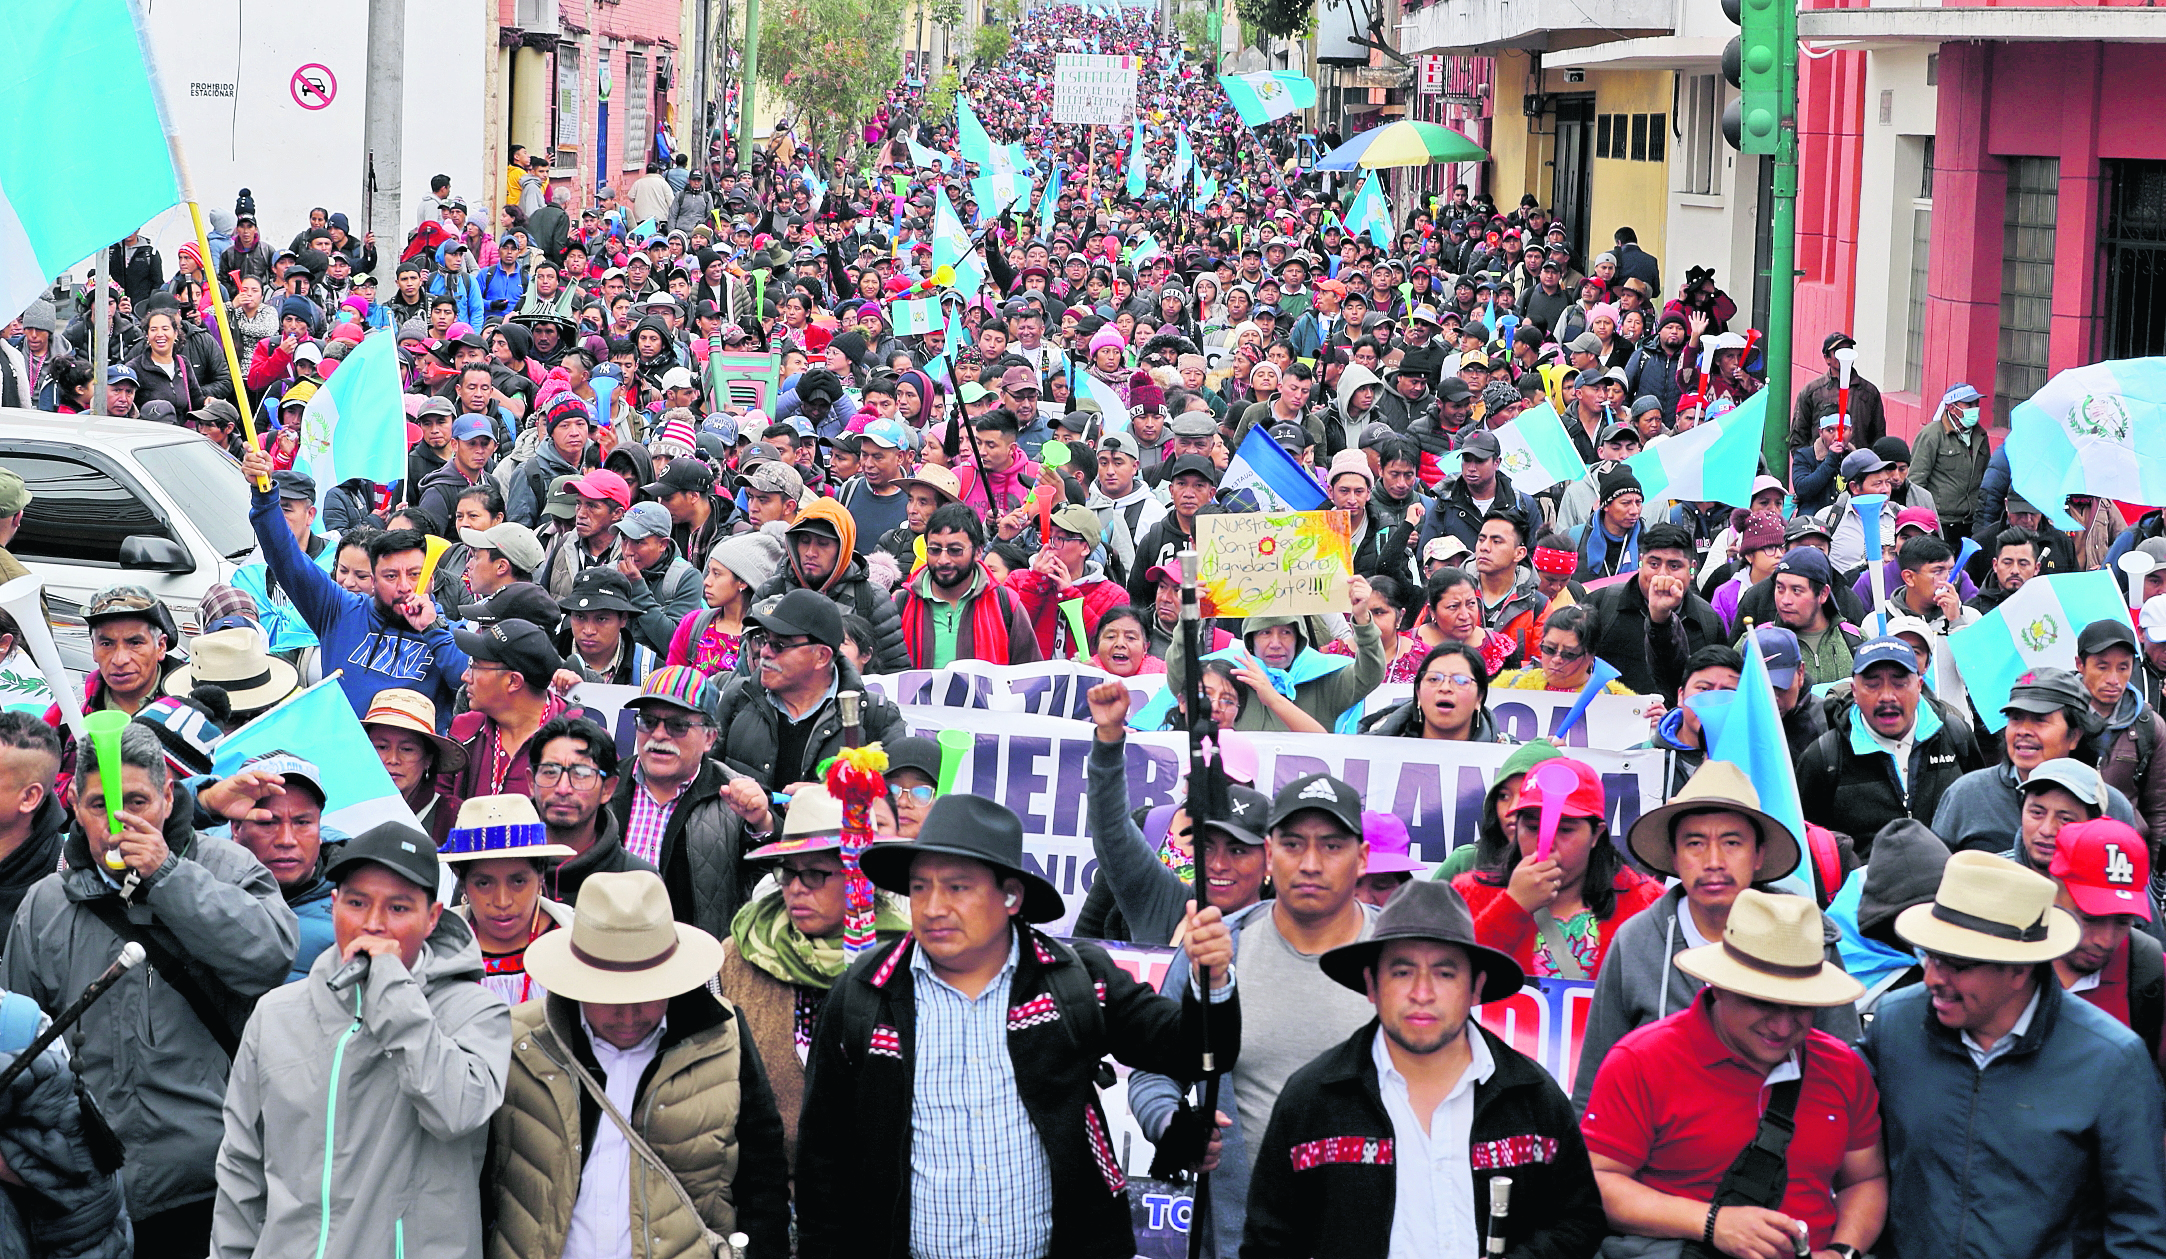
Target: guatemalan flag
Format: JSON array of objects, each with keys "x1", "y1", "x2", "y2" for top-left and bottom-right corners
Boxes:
[
  {"x1": 212, "y1": 678, "x2": 422, "y2": 836},
  {"x1": 1948, "y1": 569, "x2": 2129, "y2": 732},
  {"x1": 1491, "y1": 403, "x2": 1589, "y2": 492},
  {"x1": 0, "y1": 0, "x2": 181, "y2": 321},
  {"x1": 1625, "y1": 388, "x2": 1767, "y2": 509},
  {"x1": 297, "y1": 329, "x2": 408, "y2": 510},
  {"x1": 2002, "y1": 357, "x2": 2166, "y2": 531}
]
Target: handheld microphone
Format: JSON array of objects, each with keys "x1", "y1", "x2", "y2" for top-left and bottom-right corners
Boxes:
[{"x1": 326, "y1": 952, "x2": 372, "y2": 993}]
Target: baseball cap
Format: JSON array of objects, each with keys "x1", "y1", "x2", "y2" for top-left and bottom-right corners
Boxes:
[
  {"x1": 1851, "y1": 637, "x2": 1921, "y2": 677},
  {"x1": 747, "y1": 588, "x2": 844, "y2": 649},
  {"x1": 1893, "y1": 506, "x2": 1940, "y2": 536},
  {"x1": 452, "y1": 618, "x2": 562, "y2": 690},
  {"x1": 457, "y1": 581, "x2": 561, "y2": 626},
  {"x1": 271, "y1": 469, "x2": 317, "y2": 502},
  {"x1": 1269, "y1": 422, "x2": 1312, "y2": 451},
  {"x1": 236, "y1": 750, "x2": 328, "y2": 808},
  {"x1": 84, "y1": 584, "x2": 160, "y2": 626},
  {"x1": 1455, "y1": 430, "x2": 1503, "y2": 462},
  {"x1": 2077, "y1": 618, "x2": 2139, "y2": 659},
  {"x1": 566, "y1": 469, "x2": 633, "y2": 508},
  {"x1": 660, "y1": 366, "x2": 697, "y2": 392},
  {"x1": 106, "y1": 364, "x2": 139, "y2": 386},
  {"x1": 1939, "y1": 382, "x2": 1984, "y2": 409},
  {"x1": 1566, "y1": 333, "x2": 1603, "y2": 357},
  {"x1": 1096, "y1": 432, "x2": 1141, "y2": 459},
  {"x1": 1597, "y1": 421, "x2": 1639, "y2": 445},
  {"x1": 2002, "y1": 667, "x2": 2092, "y2": 717},
  {"x1": 563, "y1": 566, "x2": 640, "y2": 614},
  {"x1": 1513, "y1": 757, "x2": 1606, "y2": 820},
  {"x1": 2140, "y1": 595, "x2": 2166, "y2": 645},
  {"x1": 642, "y1": 460, "x2": 716, "y2": 499},
  {"x1": 740, "y1": 461, "x2": 808, "y2": 500},
  {"x1": 1437, "y1": 377, "x2": 1472, "y2": 403},
  {"x1": 1749, "y1": 625, "x2": 1802, "y2": 690},
  {"x1": 614, "y1": 501, "x2": 675, "y2": 540},
  {"x1": 1840, "y1": 448, "x2": 1891, "y2": 481},
  {"x1": 1784, "y1": 514, "x2": 1833, "y2": 544},
  {"x1": 460, "y1": 522, "x2": 545, "y2": 574},
  {"x1": 451, "y1": 416, "x2": 495, "y2": 443},
  {"x1": 1048, "y1": 503, "x2": 1102, "y2": 547},
  {"x1": 958, "y1": 382, "x2": 993, "y2": 405},
  {"x1": 1267, "y1": 773, "x2": 1365, "y2": 835},
  {"x1": 324, "y1": 821, "x2": 440, "y2": 895},
  {"x1": 416, "y1": 395, "x2": 456, "y2": 419},
  {"x1": 2021, "y1": 757, "x2": 2104, "y2": 812},
  {"x1": 1822, "y1": 332, "x2": 1857, "y2": 355},
  {"x1": 1197, "y1": 785, "x2": 1275, "y2": 848},
  {"x1": 1162, "y1": 453, "x2": 1221, "y2": 485},
  {"x1": 860, "y1": 419, "x2": 911, "y2": 450},
  {"x1": 2049, "y1": 818, "x2": 2154, "y2": 921},
  {"x1": 293, "y1": 342, "x2": 324, "y2": 365},
  {"x1": 999, "y1": 366, "x2": 1040, "y2": 394},
  {"x1": 0, "y1": 469, "x2": 29, "y2": 517}
]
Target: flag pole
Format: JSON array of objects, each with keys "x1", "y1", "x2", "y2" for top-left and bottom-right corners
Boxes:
[{"x1": 125, "y1": 0, "x2": 265, "y2": 490}]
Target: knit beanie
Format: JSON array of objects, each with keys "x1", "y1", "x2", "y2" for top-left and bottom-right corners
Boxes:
[
  {"x1": 652, "y1": 408, "x2": 699, "y2": 458},
  {"x1": 1088, "y1": 325, "x2": 1127, "y2": 356},
  {"x1": 1128, "y1": 368, "x2": 1165, "y2": 412},
  {"x1": 708, "y1": 522, "x2": 789, "y2": 592}
]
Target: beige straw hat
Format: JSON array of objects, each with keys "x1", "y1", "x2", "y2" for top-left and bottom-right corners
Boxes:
[
  {"x1": 523, "y1": 871, "x2": 726, "y2": 1002},
  {"x1": 1674, "y1": 889, "x2": 1865, "y2": 1007},
  {"x1": 1894, "y1": 850, "x2": 2079, "y2": 965}
]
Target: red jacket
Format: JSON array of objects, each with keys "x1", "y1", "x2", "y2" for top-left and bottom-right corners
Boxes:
[
  {"x1": 1452, "y1": 865, "x2": 1664, "y2": 979},
  {"x1": 1003, "y1": 564, "x2": 1128, "y2": 660}
]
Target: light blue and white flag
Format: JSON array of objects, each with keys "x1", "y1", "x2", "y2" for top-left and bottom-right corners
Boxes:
[
  {"x1": 1037, "y1": 163, "x2": 1065, "y2": 233},
  {"x1": 1687, "y1": 637, "x2": 1816, "y2": 900},
  {"x1": 1223, "y1": 426, "x2": 1328, "y2": 511},
  {"x1": 1948, "y1": 569, "x2": 2129, "y2": 732},
  {"x1": 0, "y1": 0, "x2": 182, "y2": 320},
  {"x1": 932, "y1": 188, "x2": 970, "y2": 269},
  {"x1": 1626, "y1": 389, "x2": 1766, "y2": 508},
  {"x1": 802, "y1": 166, "x2": 828, "y2": 206},
  {"x1": 956, "y1": 97, "x2": 996, "y2": 169},
  {"x1": 1077, "y1": 370, "x2": 1131, "y2": 436},
  {"x1": 1172, "y1": 133, "x2": 1195, "y2": 189},
  {"x1": 890, "y1": 297, "x2": 940, "y2": 336},
  {"x1": 1126, "y1": 122, "x2": 1148, "y2": 198},
  {"x1": 1347, "y1": 172, "x2": 1392, "y2": 248},
  {"x1": 297, "y1": 330, "x2": 407, "y2": 508},
  {"x1": 1129, "y1": 234, "x2": 1163, "y2": 268},
  {"x1": 2003, "y1": 357, "x2": 2166, "y2": 532},
  {"x1": 907, "y1": 139, "x2": 950, "y2": 171},
  {"x1": 1217, "y1": 71, "x2": 1301, "y2": 126},
  {"x1": 1491, "y1": 403, "x2": 1589, "y2": 490},
  {"x1": 212, "y1": 678, "x2": 421, "y2": 835}
]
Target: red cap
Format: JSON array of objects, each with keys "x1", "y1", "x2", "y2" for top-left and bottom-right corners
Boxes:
[
  {"x1": 566, "y1": 469, "x2": 632, "y2": 509},
  {"x1": 2049, "y1": 818, "x2": 2154, "y2": 920},
  {"x1": 1514, "y1": 758, "x2": 1605, "y2": 820}
]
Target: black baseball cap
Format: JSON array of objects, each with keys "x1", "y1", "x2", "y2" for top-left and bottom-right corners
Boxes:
[
  {"x1": 1268, "y1": 773, "x2": 1365, "y2": 836},
  {"x1": 324, "y1": 821, "x2": 439, "y2": 896},
  {"x1": 452, "y1": 617, "x2": 562, "y2": 690},
  {"x1": 458, "y1": 582, "x2": 562, "y2": 627},
  {"x1": 642, "y1": 460, "x2": 716, "y2": 498},
  {"x1": 1162, "y1": 453, "x2": 1221, "y2": 486},
  {"x1": 747, "y1": 588, "x2": 843, "y2": 650},
  {"x1": 1198, "y1": 784, "x2": 1274, "y2": 848},
  {"x1": 563, "y1": 567, "x2": 639, "y2": 615}
]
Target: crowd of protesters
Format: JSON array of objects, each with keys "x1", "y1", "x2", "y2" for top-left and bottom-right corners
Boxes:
[{"x1": 0, "y1": 3, "x2": 2163, "y2": 1258}]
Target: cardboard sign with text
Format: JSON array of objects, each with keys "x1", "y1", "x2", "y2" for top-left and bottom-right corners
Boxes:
[{"x1": 1194, "y1": 510, "x2": 1353, "y2": 618}]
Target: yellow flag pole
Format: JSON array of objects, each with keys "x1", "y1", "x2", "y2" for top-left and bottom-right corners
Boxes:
[{"x1": 183, "y1": 202, "x2": 266, "y2": 491}]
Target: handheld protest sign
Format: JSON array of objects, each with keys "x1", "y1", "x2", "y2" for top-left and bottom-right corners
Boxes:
[
  {"x1": 1530, "y1": 758, "x2": 1580, "y2": 864},
  {"x1": 84, "y1": 710, "x2": 130, "y2": 870}
]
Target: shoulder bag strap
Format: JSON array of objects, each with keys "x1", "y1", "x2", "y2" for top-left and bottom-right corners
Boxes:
[
  {"x1": 1682, "y1": 1047, "x2": 1810, "y2": 1259},
  {"x1": 1532, "y1": 909, "x2": 1590, "y2": 981},
  {"x1": 561, "y1": 1044, "x2": 732, "y2": 1258},
  {"x1": 82, "y1": 896, "x2": 241, "y2": 1058}
]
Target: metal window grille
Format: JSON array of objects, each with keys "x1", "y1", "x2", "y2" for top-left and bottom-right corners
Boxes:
[
  {"x1": 2100, "y1": 160, "x2": 2166, "y2": 362},
  {"x1": 1995, "y1": 156, "x2": 2058, "y2": 425},
  {"x1": 623, "y1": 50, "x2": 648, "y2": 170}
]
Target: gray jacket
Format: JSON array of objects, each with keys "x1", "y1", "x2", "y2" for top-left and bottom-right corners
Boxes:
[
  {"x1": 1568, "y1": 883, "x2": 1861, "y2": 1113},
  {"x1": 212, "y1": 910, "x2": 511, "y2": 1259},
  {"x1": 1085, "y1": 738, "x2": 1189, "y2": 946},
  {"x1": 0, "y1": 808, "x2": 298, "y2": 1221}
]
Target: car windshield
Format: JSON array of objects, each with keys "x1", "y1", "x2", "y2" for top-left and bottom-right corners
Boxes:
[{"x1": 133, "y1": 440, "x2": 256, "y2": 559}]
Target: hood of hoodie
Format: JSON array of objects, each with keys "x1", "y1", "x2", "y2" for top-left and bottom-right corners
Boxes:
[
  {"x1": 603, "y1": 439, "x2": 655, "y2": 487},
  {"x1": 632, "y1": 316, "x2": 677, "y2": 366},
  {"x1": 61, "y1": 779, "x2": 201, "y2": 894},
  {"x1": 1334, "y1": 363, "x2": 1384, "y2": 418},
  {"x1": 1856, "y1": 817, "x2": 1951, "y2": 943},
  {"x1": 2102, "y1": 684, "x2": 2145, "y2": 736},
  {"x1": 497, "y1": 320, "x2": 533, "y2": 363},
  {"x1": 790, "y1": 497, "x2": 859, "y2": 594},
  {"x1": 1242, "y1": 613, "x2": 1312, "y2": 656},
  {"x1": 306, "y1": 892, "x2": 486, "y2": 1000}
]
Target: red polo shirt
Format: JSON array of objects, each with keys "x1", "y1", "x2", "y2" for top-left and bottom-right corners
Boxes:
[{"x1": 1581, "y1": 992, "x2": 1880, "y2": 1248}]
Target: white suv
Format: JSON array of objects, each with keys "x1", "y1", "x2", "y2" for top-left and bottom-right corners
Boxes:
[{"x1": 0, "y1": 409, "x2": 260, "y2": 664}]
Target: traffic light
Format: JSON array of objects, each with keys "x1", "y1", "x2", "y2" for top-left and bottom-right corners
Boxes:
[{"x1": 1720, "y1": 0, "x2": 1782, "y2": 154}]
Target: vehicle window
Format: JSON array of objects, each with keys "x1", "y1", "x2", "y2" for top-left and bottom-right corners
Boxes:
[
  {"x1": 0, "y1": 451, "x2": 165, "y2": 567},
  {"x1": 133, "y1": 440, "x2": 254, "y2": 559}
]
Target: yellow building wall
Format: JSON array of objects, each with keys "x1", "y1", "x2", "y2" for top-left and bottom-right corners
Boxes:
[{"x1": 1479, "y1": 56, "x2": 1672, "y2": 266}]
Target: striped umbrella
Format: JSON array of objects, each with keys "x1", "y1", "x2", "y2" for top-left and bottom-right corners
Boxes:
[{"x1": 1314, "y1": 120, "x2": 1488, "y2": 170}]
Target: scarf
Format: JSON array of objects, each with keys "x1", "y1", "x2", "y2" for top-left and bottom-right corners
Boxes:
[{"x1": 731, "y1": 887, "x2": 908, "y2": 989}]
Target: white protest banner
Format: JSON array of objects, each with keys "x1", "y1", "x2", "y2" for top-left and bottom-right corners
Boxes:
[
  {"x1": 1193, "y1": 510, "x2": 1354, "y2": 618},
  {"x1": 862, "y1": 660, "x2": 1658, "y2": 747},
  {"x1": 1053, "y1": 52, "x2": 1139, "y2": 125},
  {"x1": 899, "y1": 706, "x2": 1671, "y2": 933}
]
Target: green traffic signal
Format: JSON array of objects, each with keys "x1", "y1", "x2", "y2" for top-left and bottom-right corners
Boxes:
[{"x1": 1720, "y1": 0, "x2": 1782, "y2": 153}]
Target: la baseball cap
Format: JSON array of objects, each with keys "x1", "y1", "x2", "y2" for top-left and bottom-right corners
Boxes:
[{"x1": 2049, "y1": 817, "x2": 2154, "y2": 921}]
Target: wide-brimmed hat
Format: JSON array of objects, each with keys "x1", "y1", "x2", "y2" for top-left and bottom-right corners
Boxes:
[
  {"x1": 748, "y1": 783, "x2": 848, "y2": 860},
  {"x1": 858, "y1": 795, "x2": 1065, "y2": 922},
  {"x1": 1320, "y1": 880, "x2": 1524, "y2": 1003},
  {"x1": 1674, "y1": 889, "x2": 1865, "y2": 1006},
  {"x1": 440, "y1": 794, "x2": 574, "y2": 863},
  {"x1": 523, "y1": 870, "x2": 727, "y2": 1002},
  {"x1": 1896, "y1": 850, "x2": 2079, "y2": 964},
  {"x1": 1362, "y1": 812, "x2": 1430, "y2": 876},
  {"x1": 360, "y1": 688, "x2": 469, "y2": 773},
  {"x1": 1625, "y1": 760, "x2": 1800, "y2": 882},
  {"x1": 164, "y1": 628, "x2": 299, "y2": 710}
]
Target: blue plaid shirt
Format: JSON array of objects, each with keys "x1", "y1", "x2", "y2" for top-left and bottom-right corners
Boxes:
[{"x1": 909, "y1": 933, "x2": 1055, "y2": 1259}]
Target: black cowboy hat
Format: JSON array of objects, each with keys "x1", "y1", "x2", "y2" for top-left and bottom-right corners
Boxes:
[
  {"x1": 859, "y1": 795, "x2": 1066, "y2": 923},
  {"x1": 1320, "y1": 880, "x2": 1525, "y2": 1003}
]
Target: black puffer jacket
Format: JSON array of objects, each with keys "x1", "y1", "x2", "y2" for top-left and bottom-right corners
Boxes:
[
  {"x1": 1583, "y1": 574, "x2": 1726, "y2": 703},
  {"x1": 710, "y1": 657, "x2": 906, "y2": 794},
  {"x1": 0, "y1": 1015, "x2": 130, "y2": 1259},
  {"x1": 750, "y1": 562, "x2": 908, "y2": 674}
]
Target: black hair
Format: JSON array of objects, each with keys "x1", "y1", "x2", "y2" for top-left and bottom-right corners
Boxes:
[
  {"x1": 1424, "y1": 565, "x2": 1478, "y2": 608},
  {"x1": 979, "y1": 318, "x2": 1009, "y2": 339},
  {"x1": 1481, "y1": 508, "x2": 1530, "y2": 548},
  {"x1": 761, "y1": 423, "x2": 797, "y2": 442},
  {"x1": 1092, "y1": 604, "x2": 1149, "y2": 651},
  {"x1": 1639, "y1": 522, "x2": 1696, "y2": 558},
  {"x1": 459, "y1": 363, "x2": 493, "y2": 383},
  {"x1": 924, "y1": 501, "x2": 986, "y2": 549},
  {"x1": 429, "y1": 293, "x2": 458, "y2": 311},
  {"x1": 840, "y1": 615, "x2": 878, "y2": 662},
  {"x1": 1414, "y1": 640, "x2": 1493, "y2": 714},
  {"x1": 1683, "y1": 644, "x2": 1746, "y2": 683},
  {"x1": 1281, "y1": 361, "x2": 1314, "y2": 381},
  {"x1": 0, "y1": 711, "x2": 61, "y2": 769},
  {"x1": 1541, "y1": 603, "x2": 1593, "y2": 648},
  {"x1": 527, "y1": 715, "x2": 619, "y2": 777},
  {"x1": 367, "y1": 527, "x2": 429, "y2": 566},
  {"x1": 972, "y1": 408, "x2": 1021, "y2": 437},
  {"x1": 1376, "y1": 436, "x2": 1420, "y2": 470},
  {"x1": 457, "y1": 481, "x2": 507, "y2": 520},
  {"x1": 1993, "y1": 527, "x2": 2041, "y2": 559},
  {"x1": 1898, "y1": 534, "x2": 1954, "y2": 572},
  {"x1": 337, "y1": 525, "x2": 382, "y2": 559}
]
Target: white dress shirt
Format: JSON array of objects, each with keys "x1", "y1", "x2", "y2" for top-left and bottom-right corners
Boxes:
[
  {"x1": 1961, "y1": 985, "x2": 2040, "y2": 1070},
  {"x1": 563, "y1": 1012, "x2": 669, "y2": 1259},
  {"x1": 1374, "y1": 1024, "x2": 1496, "y2": 1259}
]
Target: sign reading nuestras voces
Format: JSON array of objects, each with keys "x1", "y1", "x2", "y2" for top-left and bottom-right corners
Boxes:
[
  {"x1": 1053, "y1": 53, "x2": 1139, "y2": 126},
  {"x1": 1194, "y1": 510, "x2": 1354, "y2": 618}
]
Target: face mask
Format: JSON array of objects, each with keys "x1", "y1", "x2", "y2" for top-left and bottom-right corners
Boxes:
[{"x1": 1958, "y1": 406, "x2": 1980, "y2": 429}]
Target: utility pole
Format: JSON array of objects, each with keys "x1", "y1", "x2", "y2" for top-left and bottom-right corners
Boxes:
[
  {"x1": 736, "y1": 0, "x2": 760, "y2": 171},
  {"x1": 1720, "y1": 0, "x2": 1795, "y2": 471},
  {"x1": 362, "y1": 0, "x2": 406, "y2": 253}
]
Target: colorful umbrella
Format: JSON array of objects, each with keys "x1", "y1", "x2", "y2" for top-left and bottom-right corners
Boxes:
[{"x1": 1314, "y1": 120, "x2": 1488, "y2": 170}]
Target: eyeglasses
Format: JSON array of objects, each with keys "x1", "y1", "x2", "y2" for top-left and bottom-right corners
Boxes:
[
  {"x1": 1422, "y1": 672, "x2": 1477, "y2": 689},
  {"x1": 777, "y1": 864, "x2": 839, "y2": 889},
  {"x1": 1922, "y1": 950, "x2": 1987, "y2": 975},
  {"x1": 751, "y1": 633, "x2": 818, "y2": 656},
  {"x1": 1540, "y1": 642, "x2": 1590, "y2": 662},
  {"x1": 635, "y1": 712, "x2": 709, "y2": 738},
  {"x1": 533, "y1": 762, "x2": 603, "y2": 786}
]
